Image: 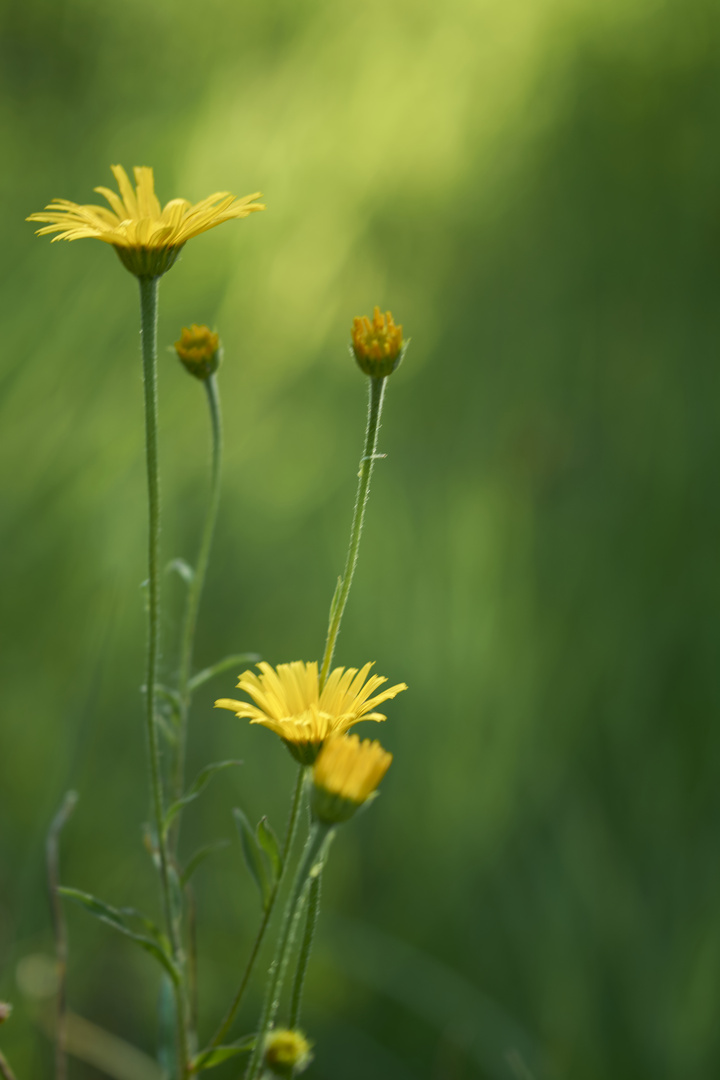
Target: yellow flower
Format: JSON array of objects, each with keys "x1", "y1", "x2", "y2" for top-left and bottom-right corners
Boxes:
[
  {"x1": 27, "y1": 165, "x2": 265, "y2": 278},
  {"x1": 175, "y1": 324, "x2": 222, "y2": 380},
  {"x1": 215, "y1": 660, "x2": 407, "y2": 764},
  {"x1": 264, "y1": 1029, "x2": 313, "y2": 1076},
  {"x1": 351, "y1": 306, "x2": 406, "y2": 377},
  {"x1": 311, "y1": 734, "x2": 393, "y2": 823}
]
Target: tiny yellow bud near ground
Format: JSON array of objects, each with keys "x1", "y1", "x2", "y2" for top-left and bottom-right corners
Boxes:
[
  {"x1": 264, "y1": 1028, "x2": 313, "y2": 1076},
  {"x1": 311, "y1": 733, "x2": 393, "y2": 824},
  {"x1": 175, "y1": 324, "x2": 222, "y2": 380},
  {"x1": 351, "y1": 305, "x2": 406, "y2": 377}
]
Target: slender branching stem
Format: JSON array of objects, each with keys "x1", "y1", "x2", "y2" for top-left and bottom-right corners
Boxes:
[
  {"x1": 0, "y1": 1051, "x2": 17, "y2": 1080},
  {"x1": 207, "y1": 766, "x2": 306, "y2": 1050},
  {"x1": 288, "y1": 873, "x2": 321, "y2": 1029},
  {"x1": 319, "y1": 376, "x2": 387, "y2": 689},
  {"x1": 46, "y1": 790, "x2": 78, "y2": 1080},
  {"x1": 174, "y1": 373, "x2": 223, "y2": 809},
  {"x1": 244, "y1": 823, "x2": 331, "y2": 1080},
  {"x1": 138, "y1": 275, "x2": 189, "y2": 1074}
]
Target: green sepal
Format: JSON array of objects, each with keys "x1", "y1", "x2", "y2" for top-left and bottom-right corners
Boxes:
[
  {"x1": 59, "y1": 887, "x2": 180, "y2": 985},
  {"x1": 180, "y1": 840, "x2": 230, "y2": 888},
  {"x1": 256, "y1": 817, "x2": 282, "y2": 881},
  {"x1": 191, "y1": 1036, "x2": 255, "y2": 1072},
  {"x1": 233, "y1": 808, "x2": 271, "y2": 910},
  {"x1": 188, "y1": 653, "x2": 261, "y2": 693},
  {"x1": 162, "y1": 760, "x2": 242, "y2": 839}
]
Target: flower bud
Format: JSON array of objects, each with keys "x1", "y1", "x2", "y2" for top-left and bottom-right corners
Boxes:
[
  {"x1": 263, "y1": 1028, "x2": 313, "y2": 1076},
  {"x1": 351, "y1": 306, "x2": 406, "y2": 377},
  {"x1": 174, "y1": 324, "x2": 222, "y2": 380},
  {"x1": 0, "y1": 1002, "x2": 11, "y2": 1025},
  {"x1": 311, "y1": 734, "x2": 392, "y2": 825}
]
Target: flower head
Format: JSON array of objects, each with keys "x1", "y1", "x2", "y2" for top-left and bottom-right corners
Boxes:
[
  {"x1": 27, "y1": 165, "x2": 264, "y2": 278},
  {"x1": 264, "y1": 1029, "x2": 313, "y2": 1076},
  {"x1": 215, "y1": 660, "x2": 407, "y2": 764},
  {"x1": 351, "y1": 306, "x2": 406, "y2": 377},
  {"x1": 175, "y1": 324, "x2": 222, "y2": 380},
  {"x1": 311, "y1": 734, "x2": 393, "y2": 824}
]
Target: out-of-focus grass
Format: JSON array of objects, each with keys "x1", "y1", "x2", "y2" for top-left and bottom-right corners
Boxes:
[{"x1": 3, "y1": 0, "x2": 720, "y2": 1077}]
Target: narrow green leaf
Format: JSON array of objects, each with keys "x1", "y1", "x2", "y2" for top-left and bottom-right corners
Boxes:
[
  {"x1": 188, "y1": 653, "x2": 261, "y2": 694},
  {"x1": 162, "y1": 760, "x2": 242, "y2": 838},
  {"x1": 328, "y1": 575, "x2": 343, "y2": 623},
  {"x1": 233, "y1": 808, "x2": 271, "y2": 910},
  {"x1": 158, "y1": 974, "x2": 178, "y2": 1078},
  {"x1": 59, "y1": 887, "x2": 180, "y2": 984},
  {"x1": 180, "y1": 840, "x2": 230, "y2": 888},
  {"x1": 192, "y1": 1036, "x2": 255, "y2": 1071},
  {"x1": 256, "y1": 817, "x2": 282, "y2": 882},
  {"x1": 167, "y1": 557, "x2": 195, "y2": 584}
]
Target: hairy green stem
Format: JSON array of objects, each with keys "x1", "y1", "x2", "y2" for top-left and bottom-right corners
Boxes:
[
  {"x1": 244, "y1": 823, "x2": 331, "y2": 1080},
  {"x1": 319, "y1": 376, "x2": 387, "y2": 689},
  {"x1": 207, "y1": 766, "x2": 306, "y2": 1050},
  {"x1": 173, "y1": 373, "x2": 223, "y2": 808},
  {"x1": 288, "y1": 873, "x2": 321, "y2": 1030},
  {"x1": 47, "y1": 791, "x2": 78, "y2": 1080},
  {"x1": 0, "y1": 1051, "x2": 17, "y2": 1080},
  {"x1": 139, "y1": 276, "x2": 189, "y2": 1075}
]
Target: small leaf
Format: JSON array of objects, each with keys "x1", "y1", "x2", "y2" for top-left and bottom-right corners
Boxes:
[
  {"x1": 192, "y1": 1036, "x2": 255, "y2": 1071},
  {"x1": 328, "y1": 575, "x2": 343, "y2": 623},
  {"x1": 180, "y1": 840, "x2": 230, "y2": 888},
  {"x1": 59, "y1": 887, "x2": 180, "y2": 984},
  {"x1": 167, "y1": 557, "x2": 195, "y2": 584},
  {"x1": 188, "y1": 653, "x2": 261, "y2": 693},
  {"x1": 158, "y1": 974, "x2": 178, "y2": 1077},
  {"x1": 256, "y1": 817, "x2": 282, "y2": 882},
  {"x1": 233, "y1": 808, "x2": 271, "y2": 910},
  {"x1": 163, "y1": 760, "x2": 242, "y2": 838}
]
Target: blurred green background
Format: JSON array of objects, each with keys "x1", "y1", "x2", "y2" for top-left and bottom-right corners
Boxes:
[{"x1": 3, "y1": 0, "x2": 720, "y2": 1076}]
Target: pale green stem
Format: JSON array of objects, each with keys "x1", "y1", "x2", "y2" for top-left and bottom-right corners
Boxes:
[
  {"x1": 206, "y1": 766, "x2": 306, "y2": 1050},
  {"x1": 244, "y1": 823, "x2": 331, "y2": 1080},
  {"x1": 174, "y1": 373, "x2": 223, "y2": 809},
  {"x1": 47, "y1": 791, "x2": 78, "y2": 1080},
  {"x1": 288, "y1": 873, "x2": 321, "y2": 1030},
  {"x1": 0, "y1": 1052, "x2": 17, "y2": 1080},
  {"x1": 138, "y1": 275, "x2": 189, "y2": 1075},
  {"x1": 319, "y1": 376, "x2": 387, "y2": 689}
]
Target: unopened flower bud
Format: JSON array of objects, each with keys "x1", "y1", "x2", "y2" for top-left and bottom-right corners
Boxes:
[
  {"x1": 0, "y1": 1002, "x2": 11, "y2": 1025},
  {"x1": 351, "y1": 306, "x2": 406, "y2": 377},
  {"x1": 311, "y1": 734, "x2": 392, "y2": 825},
  {"x1": 263, "y1": 1028, "x2": 313, "y2": 1076},
  {"x1": 174, "y1": 324, "x2": 222, "y2": 379}
]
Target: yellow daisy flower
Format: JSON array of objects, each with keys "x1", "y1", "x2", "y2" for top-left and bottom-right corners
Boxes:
[
  {"x1": 215, "y1": 660, "x2": 407, "y2": 763},
  {"x1": 27, "y1": 165, "x2": 265, "y2": 278},
  {"x1": 311, "y1": 734, "x2": 393, "y2": 824}
]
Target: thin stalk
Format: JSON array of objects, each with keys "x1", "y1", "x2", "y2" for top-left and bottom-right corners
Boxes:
[
  {"x1": 319, "y1": 376, "x2": 387, "y2": 689},
  {"x1": 244, "y1": 823, "x2": 331, "y2": 1080},
  {"x1": 0, "y1": 1052, "x2": 17, "y2": 1080},
  {"x1": 138, "y1": 275, "x2": 189, "y2": 1074},
  {"x1": 288, "y1": 873, "x2": 321, "y2": 1029},
  {"x1": 174, "y1": 373, "x2": 223, "y2": 809},
  {"x1": 46, "y1": 790, "x2": 78, "y2": 1080},
  {"x1": 206, "y1": 766, "x2": 306, "y2": 1050}
]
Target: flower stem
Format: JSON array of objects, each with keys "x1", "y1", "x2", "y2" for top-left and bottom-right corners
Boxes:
[
  {"x1": 206, "y1": 765, "x2": 306, "y2": 1050},
  {"x1": 138, "y1": 275, "x2": 189, "y2": 1075},
  {"x1": 319, "y1": 376, "x2": 387, "y2": 689},
  {"x1": 174, "y1": 372, "x2": 223, "y2": 808},
  {"x1": 0, "y1": 1052, "x2": 17, "y2": 1080},
  {"x1": 46, "y1": 790, "x2": 78, "y2": 1080},
  {"x1": 288, "y1": 873, "x2": 321, "y2": 1029},
  {"x1": 244, "y1": 822, "x2": 332, "y2": 1080}
]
